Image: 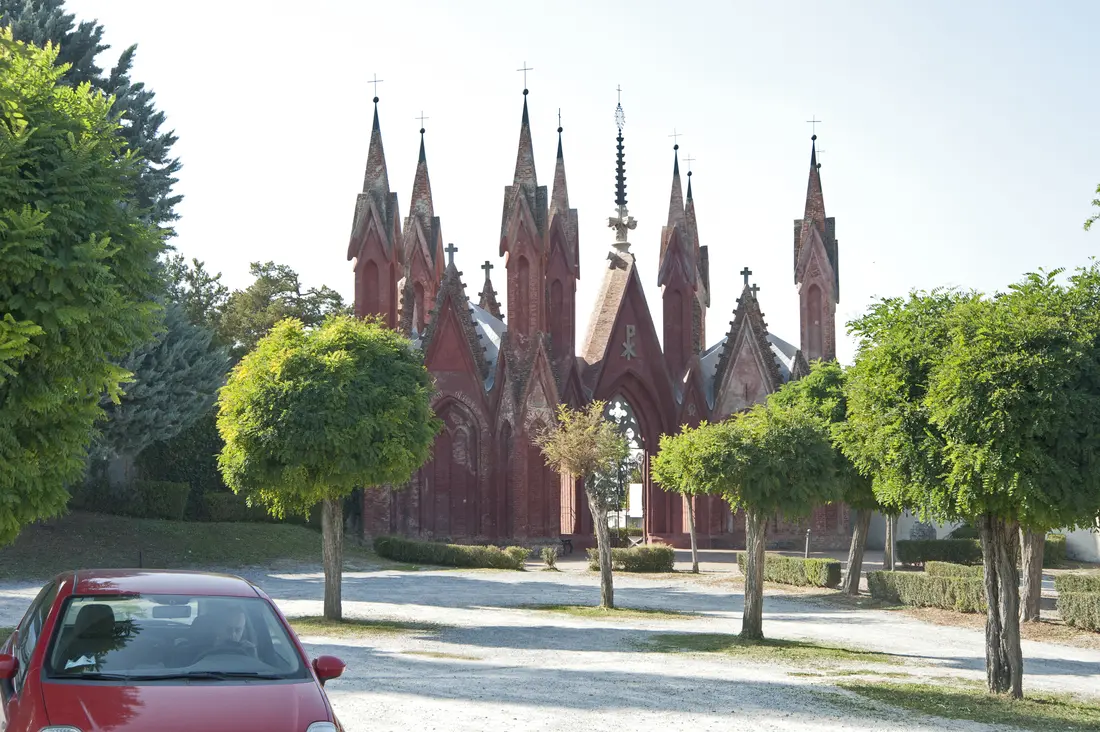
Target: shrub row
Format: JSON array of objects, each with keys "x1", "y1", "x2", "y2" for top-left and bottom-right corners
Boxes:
[
  {"x1": 924, "y1": 561, "x2": 984, "y2": 578},
  {"x1": 1044, "y1": 533, "x2": 1067, "y2": 567},
  {"x1": 203, "y1": 493, "x2": 273, "y2": 523},
  {"x1": 735, "y1": 552, "x2": 842, "y2": 589},
  {"x1": 72, "y1": 480, "x2": 191, "y2": 521},
  {"x1": 1057, "y1": 593, "x2": 1100, "y2": 632},
  {"x1": 1053, "y1": 574, "x2": 1100, "y2": 593},
  {"x1": 373, "y1": 536, "x2": 529, "y2": 570},
  {"x1": 896, "y1": 539, "x2": 982, "y2": 566},
  {"x1": 867, "y1": 570, "x2": 986, "y2": 613},
  {"x1": 586, "y1": 545, "x2": 676, "y2": 573}
]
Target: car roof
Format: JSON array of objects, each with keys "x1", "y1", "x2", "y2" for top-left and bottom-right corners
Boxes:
[{"x1": 68, "y1": 569, "x2": 261, "y2": 598}]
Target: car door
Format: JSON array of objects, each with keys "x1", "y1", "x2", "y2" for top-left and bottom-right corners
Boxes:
[{"x1": 1, "y1": 581, "x2": 57, "y2": 732}]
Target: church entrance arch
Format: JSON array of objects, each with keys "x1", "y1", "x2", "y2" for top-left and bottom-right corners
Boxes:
[{"x1": 604, "y1": 397, "x2": 645, "y2": 537}]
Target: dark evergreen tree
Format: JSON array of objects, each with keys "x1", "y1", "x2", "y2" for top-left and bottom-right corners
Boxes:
[{"x1": 1, "y1": 0, "x2": 181, "y2": 228}]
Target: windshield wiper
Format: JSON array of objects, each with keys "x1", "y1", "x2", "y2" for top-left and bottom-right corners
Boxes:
[
  {"x1": 53, "y1": 672, "x2": 136, "y2": 681},
  {"x1": 130, "y1": 671, "x2": 288, "y2": 681}
]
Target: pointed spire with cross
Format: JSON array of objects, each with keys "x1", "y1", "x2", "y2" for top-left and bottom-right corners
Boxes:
[
  {"x1": 517, "y1": 61, "x2": 533, "y2": 92},
  {"x1": 445, "y1": 242, "x2": 457, "y2": 267},
  {"x1": 368, "y1": 73, "x2": 383, "y2": 103},
  {"x1": 741, "y1": 267, "x2": 753, "y2": 286}
]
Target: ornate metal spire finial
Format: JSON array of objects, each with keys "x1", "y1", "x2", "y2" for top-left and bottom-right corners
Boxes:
[
  {"x1": 517, "y1": 61, "x2": 533, "y2": 94},
  {"x1": 806, "y1": 116, "x2": 822, "y2": 135},
  {"x1": 369, "y1": 73, "x2": 383, "y2": 103},
  {"x1": 608, "y1": 85, "x2": 636, "y2": 253}
]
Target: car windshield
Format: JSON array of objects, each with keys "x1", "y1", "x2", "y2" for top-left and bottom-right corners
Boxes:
[{"x1": 45, "y1": 594, "x2": 307, "y2": 681}]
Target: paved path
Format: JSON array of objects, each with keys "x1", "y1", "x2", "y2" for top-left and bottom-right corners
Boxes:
[{"x1": 1, "y1": 566, "x2": 1096, "y2": 730}]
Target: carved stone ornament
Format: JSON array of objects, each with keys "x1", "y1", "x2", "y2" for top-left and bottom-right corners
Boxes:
[{"x1": 621, "y1": 324, "x2": 637, "y2": 360}]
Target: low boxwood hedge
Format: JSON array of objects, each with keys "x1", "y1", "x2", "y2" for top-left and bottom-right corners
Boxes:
[
  {"x1": 924, "y1": 561, "x2": 984, "y2": 578},
  {"x1": 895, "y1": 539, "x2": 982, "y2": 566},
  {"x1": 867, "y1": 570, "x2": 986, "y2": 613},
  {"x1": 72, "y1": 480, "x2": 191, "y2": 521},
  {"x1": 735, "y1": 552, "x2": 842, "y2": 589},
  {"x1": 586, "y1": 545, "x2": 676, "y2": 573},
  {"x1": 1053, "y1": 574, "x2": 1100, "y2": 593},
  {"x1": 373, "y1": 536, "x2": 529, "y2": 570},
  {"x1": 1057, "y1": 592, "x2": 1100, "y2": 632}
]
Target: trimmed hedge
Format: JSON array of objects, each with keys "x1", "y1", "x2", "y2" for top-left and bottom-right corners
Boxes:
[
  {"x1": 735, "y1": 552, "x2": 842, "y2": 589},
  {"x1": 1057, "y1": 593, "x2": 1100, "y2": 632},
  {"x1": 203, "y1": 493, "x2": 273, "y2": 523},
  {"x1": 867, "y1": 570, "x2": 986, "y2": 613},
  {"x1": 373, "y1": 536, "x2": 529, "y2": 570},
  {"x1": 895, "y1": 539, "x2": 982, "y2": 566},
  {"x1": 1054, "y1": 574, "x2": 1100, "y2": 593},
  {"x1": 586, "y1": 545, "x2": 676, "y2": 573},
  {"x1": 73, "y1": 480, "x2": 191, "y2": 521},
  {"x1": 1044, "y1": 533, "x2": 1067, "y2": 567},
  {"x1": 925, "y1": 561, "x2": 984, "y2": 578}
]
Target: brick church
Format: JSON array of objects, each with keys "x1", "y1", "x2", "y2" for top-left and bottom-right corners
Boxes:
[{"x1": 347, "y1": 88, "x2": 847, "y2": 549}]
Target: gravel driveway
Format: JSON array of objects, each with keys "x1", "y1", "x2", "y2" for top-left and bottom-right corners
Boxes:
[{"x1": 1, "y1": 566, "x2": 1097, "y2": 731}]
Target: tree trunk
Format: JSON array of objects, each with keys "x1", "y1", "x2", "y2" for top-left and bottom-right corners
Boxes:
[
  {"x1": 1019, "y1": 528, "x2": 1045, "y2": 623},
  {"x1": 321, "y1": 497, "x2": 344, "y2": 621},
  {"x1": 883, "y1": 513, "x2": 897, "y2": 570},
  {"x1": 978, "y1": 513, "x2": 1023, "y2": 698},
  {"x1": 740, "y1": 508, "x2": 768, "y2": 640},
  {"x1": 841, "y1": 508, "x2": 873, "y2": 596},
  {"x1": 687, "y1": 496, "x2": 699, "y2": 574},
  {"x1": 588, "y1": 491, "x2": 614, "y2": 609}
]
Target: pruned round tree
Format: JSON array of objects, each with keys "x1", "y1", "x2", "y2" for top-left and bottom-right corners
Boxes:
[
  {"x1": 675, "y1": 404, "x2": 839, "y2": 639},
  {"x1": 842, "y1": 266, "x2": 1100, "y2": 698},
  {"x1": 652, "y1": 423, "x2": 712, "y2": 573},
  {"x1": 771, "y1": 361, "x2": 877, "y2": 595},
  {"x1": 217, "y1": 315, "x2": 440, "y2": 619},
  {"x1": 0, "y1": 30, "x2": 163, "y2": 544},
  {"x1": 535, "y1": 402, "x2": 630, "y2": 609}
]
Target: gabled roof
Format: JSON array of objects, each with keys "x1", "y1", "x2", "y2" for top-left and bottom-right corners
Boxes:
[
  {"x1": 711, "y1": 284, "x2": 785, "y2": 404},
  {"x1": 421, "y1": 260, "x2": 489, "y2": 383},
  {"x1": 581, "y1": 250, "x2": 633, "y2": 369},
  {"x1": 469, "y1": 301, "x2": 504, "y2": 391}
]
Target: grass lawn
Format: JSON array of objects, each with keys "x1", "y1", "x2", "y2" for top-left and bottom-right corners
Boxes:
[
  {"x1": 521, "y1": 604, "x2": 698, "y2": 620},
  {"x1": 840, "y1": 681, "x2": 1100, "y2": 732},
  {"x1": 646, "y1": 633, "x2": 899, "y2": 666},
  {"x1": 288, "y1": 616, "x2": 442, "y2": 637},
  {"x1": 0, "y1": 512, "x2": 379, "y2": 580}
]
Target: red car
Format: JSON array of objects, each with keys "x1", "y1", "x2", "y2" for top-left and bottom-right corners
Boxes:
[{"x1": 0, "y1": 569, "x2": 346, "y2": 732}]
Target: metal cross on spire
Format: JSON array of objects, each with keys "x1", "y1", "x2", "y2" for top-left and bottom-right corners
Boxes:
[
  {"x1": 669, "y1": 128, "x2": 682, "y2": 147},
  {"x1": 741, "y1": 267, "x2": 753, "y2": 286},
  {"x1": 684, "y1": 154, "x2": 696, "y2": 173},
  {"x1": 517, "y1": 61, "x2": 533, "y2": 89},
  {"x1": 806, "y1": 116, "x2": 822, "y2": 135},
  {"x1": 751, "y1": 283, "x2": 761, "y2": 298},
  {"x1": 416, "y1": 110, "x2": 429, "y2": 129},
  {"x1": 445, "y1": 243, "x2": 458, "y2": 266},
  {"x1": 368, "y1": 73, "x2": 383, "y2": 101}
]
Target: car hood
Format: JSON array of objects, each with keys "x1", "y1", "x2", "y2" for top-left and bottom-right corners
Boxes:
[{"x1": 42, "y1": 678, "x2": 331, "y2": 732}]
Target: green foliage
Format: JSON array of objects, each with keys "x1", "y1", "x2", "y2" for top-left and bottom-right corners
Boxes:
[
  {"x1": 220, "y1": 262, "x2": 349, "y2": 360},
  {"x1": 1086, "y1": 182, "x2": 1099, "y2": 231},
  {"x1": 895, "y1": 539, "x2": 983, "y2": 566},
  {"x1": 540, "y1": 546, "x2": 558, "y2": 569},
  {"x1": 867, "y1": 570, "x2": 987, "y2": 613},
  {"x1": 1053, "y1": 574, "x2": 1100, "y2": 593},
  {"x1": 1, "y1": 0, "x2": 181, "y2": 227},
  {"x1": 202, "y1": 492, "x2": 273, "y2": 523},
  {"x1": 652, "y1": 421, "x2": 715, "y2": 499},
  {"x1": 372, "y1": 536, "x2": 529, "y2": 570},
  {"x1": 136, "y1": 410, "x2": 227, "y2": 515},
  {"x1": 1055, "y1": 593, "x2": 1100, "y2": 632},
  {"x1": 71, "y1": 480, "x2": 190, "y2": 521},
  {"x1": 536, "y1": 402, "x2": 630, "y2": 491},
  {"x1": 1044, "y1": 533, "x2": 1067, "y2": 567},
  {"x1": 94, "y1": 303, "x2": 228, "y2": 460},
  {"x1": 585, "y1": 545, "x2": 675, "y2": 572},
  {"x1": 0, "y1": 31, "x2": 163, "y2": 544},
  {"x1": 925, "y1": 561, "x2": 984, "y2": 578},
  {"x1": 163, "y1": 255, "x2": 229, "y2": 335},
  {"x1": 217, "y1": 316, "x2": 440, "y2": 518},
  {"x1": 946, "y1": 524, "x2": 979, "y2": 539},
  {"x1": 735, "y1": 552, "x2": 842, "y2": 588}
]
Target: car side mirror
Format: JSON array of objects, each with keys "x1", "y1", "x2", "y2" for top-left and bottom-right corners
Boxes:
[
  {"x1": 312, "y1": 655, "x2": 345, "y2": 684},
  {"x1": 0, "y1": 654, "x2": 18, "y2": 681}
]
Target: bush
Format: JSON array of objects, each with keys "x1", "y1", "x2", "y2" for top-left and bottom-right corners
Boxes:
[
  {"x1": 946, "y1": 524, "x2": 979, "y2": 540},
  {"x1": 909, "y1": 521, "x2": 937, "y2": 541},
  {"x1": 203, "y1": 492, "x2": 272, "y2": 523},
  {"x1": 373, "y1": 536, "x2": 528, "y2": 570},
  {"x1": 925, "y1": 561, "x2": 983, "y2": 578},
  {"x1": 735, "y1": 552, "x2": 842, "y2": 588},
  {"x1": 1057, "y1": 592, "x2": 1100, "y2": 632},
  {"x1": 72, "y1": 480, "x2": 190, "y2": 521},
  {"x1": 586, "y1": 545, "x2": 676, "y2": 573},
  {"x1": 895, "y1": 539, "x2": 982, "y2": 566},
  {"x1": 867, "y1": 570, "x2": 986, "y2": 613},
  {"x1": 1044, "y1": 533, "x2": 1067, "y2": 568},
  {"x1": 1053, "y1": 574, "x2": 1100, "y2": 593},
  {"x1": 540, "y1": 547, "x2": 558, "y2": 569}
]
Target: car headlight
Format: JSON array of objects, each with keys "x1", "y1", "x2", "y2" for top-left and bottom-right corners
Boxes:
[
  {"x1": 40, "y1": 727, "x2": 84, "y2": 732},
  {"x1": 306, "y1": 724, "x2": 337, "y2": 732}
]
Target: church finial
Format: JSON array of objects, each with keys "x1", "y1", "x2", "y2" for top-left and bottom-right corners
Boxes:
[
  {"x1": 684, "y1": 154, "x2": 695, "y2": 200},
  {"x1": 608, "y1": 85, "x2": 637, "y2": 253},
  {"x1": 666, "y1": 139, "x2": 685, "y2": 228}
]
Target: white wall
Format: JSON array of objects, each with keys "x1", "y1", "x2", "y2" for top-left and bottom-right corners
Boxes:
[
  {"x1": 1065, "y1": 522, "x2": 1100, "y2": 562},
  {"x1": 866, "y1": 511, "x2": 961, "y2": 549}
]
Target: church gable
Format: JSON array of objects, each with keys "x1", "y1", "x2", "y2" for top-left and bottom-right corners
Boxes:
[
  {"x1": 712, "y1": 285, "x2": 783, "y2": 420},
  {"x1": 656, "y1": 225, "x2": 694, "y2": 289},
  {"x1": 422, "y1": 261, "x2": 488, "y2": 381}
]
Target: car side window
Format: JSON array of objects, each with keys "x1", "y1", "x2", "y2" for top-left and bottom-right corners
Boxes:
[{"x1": 13, "y1": 582, "x2": 58, "y2": 694}]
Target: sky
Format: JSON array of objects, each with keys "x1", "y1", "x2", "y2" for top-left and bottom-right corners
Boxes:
[{"x1": 66, "y1": 0, "x2": 1100, "y2": 365}]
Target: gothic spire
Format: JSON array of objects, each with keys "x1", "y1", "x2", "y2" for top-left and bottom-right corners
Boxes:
[
  {"x1": 608, "y1": 93, "x2": 636, "y2": 252},
  {"x1": 550, "y1": 123, "x2": 569, "y2": 215},
  {"x1": 802, "y1": 134, "x2": 826, "y2": 237},
  {"x1": 478, "y1": 260, "x2": 503, "y2": 321},
  {"x1": 407, "y1": 125, "x2": 442, "y2": 265},
  {"x1": 667, "y1": 145, "x2": 685, "y2": 228},
  {"x1": 362, "y1": 98, "x2": 390, "y2": 198},
  {"x1": 512, "y1": 90, "x2": 538, "y2": 192},
  {"x1": 684, "y1": 171, "x2": 699, "y2": 259}
]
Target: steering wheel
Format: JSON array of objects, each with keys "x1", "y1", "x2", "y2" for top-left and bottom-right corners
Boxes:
[{"x1": 192, "y1": 643, "x2": 253, "y2": 662}]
